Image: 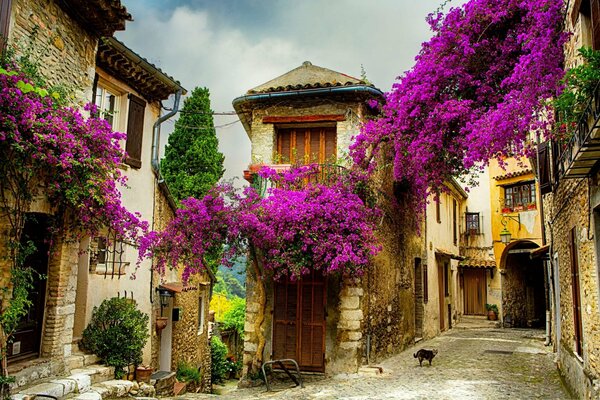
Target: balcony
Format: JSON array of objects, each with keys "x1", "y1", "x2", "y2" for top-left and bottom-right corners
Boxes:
[
  {"x1": 244, "y1": 163, "x2": 347, "y2": 196},
  {"x1": 557, "y1": 83, "x2": 600, "y2": 178}
]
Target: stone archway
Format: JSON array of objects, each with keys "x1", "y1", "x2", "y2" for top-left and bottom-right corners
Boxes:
[{"x1": 501, "y1": 240, "x2": 545, "y2": 328}]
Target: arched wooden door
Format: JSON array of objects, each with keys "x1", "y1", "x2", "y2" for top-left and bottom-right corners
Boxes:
[{"x1": 272, "y1": 270, "x2": 326, "y2": 372}]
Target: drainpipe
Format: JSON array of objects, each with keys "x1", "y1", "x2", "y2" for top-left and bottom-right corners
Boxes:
[{"x1": 152, "y1": 90, "x2": 183, "y2": 172}]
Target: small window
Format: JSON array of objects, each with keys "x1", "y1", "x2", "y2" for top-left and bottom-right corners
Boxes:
[
  {"x1": 504, "y1": 181, "x2": 536, "y2": 212},
  {"x1": 465, "y1": 212, "x2": 480, "y2": 235},
  {"x1": 94, "y1": 85, "x2": 119, "y2": 128},
  {"x1": 89, "y1": 235, "x2": 128, "y2": 277},
  {"x1": 198, "y1": 296, "x2": 205, "y2": 335}
]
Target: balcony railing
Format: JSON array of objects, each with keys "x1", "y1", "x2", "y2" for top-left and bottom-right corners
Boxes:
[
  {"x1": 557, "y1": 83, "x2": 600, "y2": 178},
  {"x1": 249, "y1": 164, "x2": 347, "y2": 196}
]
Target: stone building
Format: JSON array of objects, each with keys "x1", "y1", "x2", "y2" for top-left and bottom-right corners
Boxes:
[
  {"x1": 537, "y1": 0, "x2": 600, "y2": 397},
  {"x1": 488, "y1": 159, "x2": 545, "y2": 329},
  {"x1": 420, "y1": 179, "x2": 468, "y2": 339},
  {"x1": 233, "y1": 61, "x2": 423, "y2": 377},
  {"x1": 1, "y1": 1, "x2": 212, "y2": 393},
  {"x1": 0, "y1": 0, "x2": 130, "y2": 387}
]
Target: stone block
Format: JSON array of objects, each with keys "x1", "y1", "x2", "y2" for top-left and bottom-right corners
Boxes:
[
  {"x1": 50, "y1": 378, "x2": 76, "y2": 396},
  {"x1": 340, "y1": 296, "x2": 360, "y2": 310},
  {"x1": 21, "y1": 382, "x2": 64, "y2": 398},
  {"x1": 70, "y1": 373, "x2": 91, "y2": 393},
  {"x1": 83, "y1": 354, "x2": 100, "y2": 366},
  {"x1": 338, "y1": 319, "x2": 360, "y2": 331},
  {"x1": 98, "y1": 380, "x2": 133, "y2": 397},
  {"x1": 341, "y1": 309, "x2": 363, "y2": 322},
  {"x1": 72, "y1": 392, "x2": 102, "y2": 400},
  {"x1": 57, "y1": 303, "x2": 76, "y2": 315},
  {"x1": 245, "y1": 341, "x2": 257, "y2": 352},
  {"x1": 244, "y1": 320, "x2": 255, "y2": 333},
  {"x1": 65, "y1": 355, "x2": 85, "y2": 371},
  {"x1": 347, "y1": 331, "x2": 363, "y2": 341},
  {"x1": 89, "y1": 385, "x2": 111, "y2": 398},
  {"x1": 344, "y1": 287, "x2": 364, "y2": 297},
  {"x1": 339, "y1": 341, "x2": 359, "y2": 351}
]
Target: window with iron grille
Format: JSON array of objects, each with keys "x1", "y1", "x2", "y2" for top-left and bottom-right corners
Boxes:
[
  {"x1": 465, "y1": 212, "x2": 480, "y2": 235},
  {"x1": 504, "y1": 181, "x2": 536, "y2": 211}
]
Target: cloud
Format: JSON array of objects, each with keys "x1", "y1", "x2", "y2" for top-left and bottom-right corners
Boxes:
[{"x1": 117, "y1": 0, "x2": 466, "y2": 183}]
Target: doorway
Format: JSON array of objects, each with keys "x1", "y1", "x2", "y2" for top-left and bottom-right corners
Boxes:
[
  {"x1": 463, "y1": 269, "x2": 487, "y2": 315},
  {"x1": 272, "y1": 270, "x2": 326, "y2": 372},
  {"x1": 8, "y1": 213, "x2": 50, "y2": 361}
]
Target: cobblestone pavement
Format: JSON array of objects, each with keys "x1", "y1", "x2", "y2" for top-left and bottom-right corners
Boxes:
[{"x1": 174, "y1": 326, "x2": 572, "y2": 400}]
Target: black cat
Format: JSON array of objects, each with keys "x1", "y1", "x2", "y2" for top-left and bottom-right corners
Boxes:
[{"x1": 413, "y1": 348, "x2": 438, "y2": 366}]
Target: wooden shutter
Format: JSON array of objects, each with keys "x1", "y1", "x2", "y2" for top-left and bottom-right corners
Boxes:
[
  {"x1": 277, "y1": 130, "x2": 292, "y2": 163},
  {"x1": 298, "y1": 271, "x2": 325, "y2": 371},
  {"x1": 453, "y1": 199, "x2": 457, "y2": 245},
  {"x1": 324, "y1": 128, "x2": 336, "y2": 161},
  {"x1": 570, "y1": 228, "x2": 584, "y2": 356},
  {"x1": 276, "y1": 127, "x2": 337, "y2": 165},
  {"x1": 272, "y1": 280, "x2": 298, "y2": 362},
  {"x1": 538, "y1": 142, "x2": 551, "y2": 194},
  {"x1": 0, "y1": 0, "x2": 11, "y2": 51},
  {"x1": 125, "y1": 94, "x2": 146, "y2": 168},
  {"x1": 592, "y1": 0, "x2": 600, "y2": 50}
]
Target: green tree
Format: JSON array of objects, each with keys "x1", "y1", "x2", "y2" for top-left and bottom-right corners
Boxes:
[{"x1": 162, "y1": 87, "x2": 225, "y2": 202}]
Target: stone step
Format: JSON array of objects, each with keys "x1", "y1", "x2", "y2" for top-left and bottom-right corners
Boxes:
[{"x1": 64, "y1": 379, "x2": 156, "y2": 400}]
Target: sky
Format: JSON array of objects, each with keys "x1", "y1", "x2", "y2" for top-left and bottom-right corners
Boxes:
[{"x1": 116, "y1": 0, "x2": 466, "y2": 183}]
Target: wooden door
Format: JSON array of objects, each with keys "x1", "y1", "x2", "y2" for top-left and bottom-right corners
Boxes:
[
  {"x1": 8, "y1": 214, "x2": 49, "y2": 360},
  {"x1": 438, "y1": 263, "x2": 445, "y2": 331},
  {"x1": 463, "y1": 269, "x2": 487, "y2": 315},
  {"x1": 276, "y1": 127, "x2": 336, "y2": 164},
  {"x1": 273, "y1": 270, "x2": 326, "y2": 372}
]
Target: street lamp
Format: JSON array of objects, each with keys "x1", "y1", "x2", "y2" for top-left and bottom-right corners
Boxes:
[{"x1": 500, "y1": 214, "x2": 520, "y2": 245}]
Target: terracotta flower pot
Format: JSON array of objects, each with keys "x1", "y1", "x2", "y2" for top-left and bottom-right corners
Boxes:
[
  {"x1": 155, "y1": 316, "x2": 168, "y2": 332},
  {"x1": 136, "y1": 365, "x2": 153, "y2": 383},
  {"x1": 487, "y1": 310, "x2": 498, "y2": 321}
]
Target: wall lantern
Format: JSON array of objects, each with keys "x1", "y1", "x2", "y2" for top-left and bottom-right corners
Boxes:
[
  {"x1": 500, "y1": 214, "x2": 520, "y2": 245},
  {"x1": 156, "y1": 288, "x2": 173, "y2": 315}
]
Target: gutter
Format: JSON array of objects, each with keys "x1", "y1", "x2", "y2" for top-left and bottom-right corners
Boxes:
[{"x1": 232, "y1": 85, "x2": 385, "y2": 135}]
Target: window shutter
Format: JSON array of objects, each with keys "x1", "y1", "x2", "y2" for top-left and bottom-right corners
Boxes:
[
  {"x1": 423, "y1": 265, "x2": 429, "y2": 303},
  {"x1": 0, "y1": 0, "x2": 12, "y2": 51},
  {"x1": 324, "y1": 128, "x2": 336, "y2": 161},
  {"x1": 592, "y1": 0, "x2": 600, "y2": 50},
  {"x1": 125, "y1": 94, "x2": 146, "y2": 168},
  {"x1": 538, "y1": 142, "x2": 552, "y2": 195}
]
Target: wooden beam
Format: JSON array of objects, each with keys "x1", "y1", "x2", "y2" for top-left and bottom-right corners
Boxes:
[{"x1": 262, "y1": 114, "x2": 345, "y2": 124}]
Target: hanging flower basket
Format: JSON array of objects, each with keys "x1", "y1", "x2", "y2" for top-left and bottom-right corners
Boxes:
[{"x1": 155, "y1": 316, "x2": 168, "y2": 332}]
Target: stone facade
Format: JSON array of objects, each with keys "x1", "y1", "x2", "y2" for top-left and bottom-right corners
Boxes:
[
  {"x1": 235, "y1": 64, "x2": 422, "y2": 377},
  {"x1": 539, "y1": 1, "x2": 600, "y2": 397},
  {"x1": 7, "y1": 0, "x2": 99, "y2": 104}
]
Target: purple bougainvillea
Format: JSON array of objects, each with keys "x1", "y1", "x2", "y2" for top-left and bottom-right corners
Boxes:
[
  {"x1": 0, "y1": 68, "x2": 148, "y2": 241},
  {"x1": 351, "y1": 0, "x2": 566, "y2": 212}
]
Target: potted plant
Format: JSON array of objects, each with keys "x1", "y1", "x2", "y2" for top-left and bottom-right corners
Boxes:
[
  {"x1": 486, "y1": 304, "x2": 499, "y2": 321},
  {"x1": 527, "y1": 202, "x2": 537, "y2": 210},
  {"x1": 501, "y1": 206, "x2": 512, "y2": 214}
]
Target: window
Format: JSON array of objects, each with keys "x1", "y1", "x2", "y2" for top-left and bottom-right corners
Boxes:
[
  {"x1": 89, "y1": 235, "x2": 128, "y2": 277},
  {"x1": 577, "y1": 0, "x2": 600, "y2": 50},
  {"x1": 504, "y1": 181, "x2": 536, "y2": 212},
  {"x1": 197, "y1": 295, "x2": 205, "y2": 335},
  {"x1": 465, "y1": 212, "x2": 480, "y2": 235},
  {"x1": 276, "y1": 127, "x2": 336, "y2": 164},
  {"x1": 94, "y1": 85, "x2": 119, "y2": 128},
  {"x1": 453, "y1": 199, "x2": 457, "y2": 245}
]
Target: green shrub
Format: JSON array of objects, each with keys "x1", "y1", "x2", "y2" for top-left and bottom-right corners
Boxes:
[
  {"x1": 81, "y1": 297, "x2": 149, "y2": 378},
  {"x1": 222, "y1": 297, "x2": 245, "y2": 338},
  {"x1": 210, "y1": 336, "x2": 229, "y2": 384},
  {"x1": 485, "y1": 303, "x2": 499, "y2": 313},
  {"x1": 176, "y1": 361, "x2": 202, "y2": 385}
]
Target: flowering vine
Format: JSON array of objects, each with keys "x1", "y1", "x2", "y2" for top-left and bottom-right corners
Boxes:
[
  {"x1": 0, "y1": 68, "x2": 148, "y2": 242},
  {"x1": 350, "y1": 0, "x2": 566, "y2": 211}
]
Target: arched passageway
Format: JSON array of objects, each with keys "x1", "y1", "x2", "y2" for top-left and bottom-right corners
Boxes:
[{"x1": 501, "y1": 240, "x2": 545, "y2": 328}]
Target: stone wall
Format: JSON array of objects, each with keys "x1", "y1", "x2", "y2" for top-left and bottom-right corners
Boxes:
[
  {"x1": 539, "y1": 1, "x2": 600, "y2": 397},
  {"x1": 8, "y1": 0, "x2": 98, "y2": 104},
  {"x1": 171, "y1": 283, "x2": 212, "y2": 393}
]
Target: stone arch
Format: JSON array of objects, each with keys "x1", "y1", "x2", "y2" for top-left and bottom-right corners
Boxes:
[{"x1": 500, "y1": 240, "x2": 545, "y2": 328}]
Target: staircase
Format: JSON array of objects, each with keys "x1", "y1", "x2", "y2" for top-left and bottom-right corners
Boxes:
[{"x1": 454, "y1": 315, "x2": 500, "y2": 329}]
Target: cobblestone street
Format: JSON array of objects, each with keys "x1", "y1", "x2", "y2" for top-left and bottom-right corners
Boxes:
[{"x1": 176, "y1": 323, "x2": 572, "y2": 400}]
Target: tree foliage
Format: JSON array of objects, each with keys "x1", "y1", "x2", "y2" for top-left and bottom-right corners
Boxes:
[
  {"x1": 162, "y1": 87, "x2": 225, "y2": 203},
  {"x1": 350, "y1": 0, "x2": 566, "y2": 211}
]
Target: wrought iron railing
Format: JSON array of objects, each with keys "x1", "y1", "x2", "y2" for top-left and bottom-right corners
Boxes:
[
  {"x1": 557, "y1": 82, "x2": 600, "y2": 178},
  {"x1": 251, "y1": 164, "x2": 347, "y2": 196}
]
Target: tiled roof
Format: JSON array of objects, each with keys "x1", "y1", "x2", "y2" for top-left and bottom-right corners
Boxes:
[
  {"x1": 459, "y1": 258, "x2": 496, "y2": 269},
  {"x1": 493, "y1": 168, "x2": 533, "y2": 181},
  {"x1": 58, "y1": 0, "x2": 132, "y2": 36},
  {"x1": 435, "y1": 248, "x2": 465, "y2": 260},
  {"x1": 97, "y1": 37, "x2": 186, "y2": 102},
  {"x1": 247, "y1": 61, "x2": 372, "y2": 94}
]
